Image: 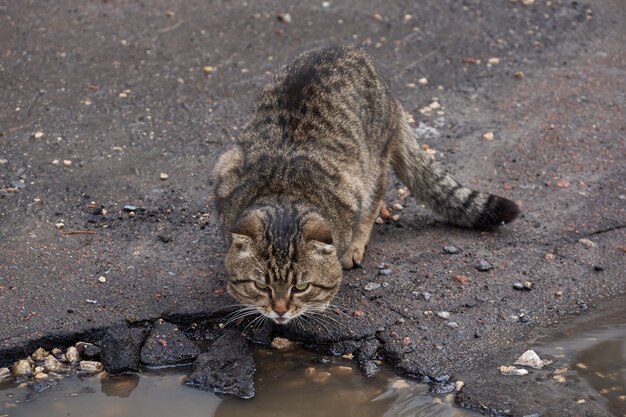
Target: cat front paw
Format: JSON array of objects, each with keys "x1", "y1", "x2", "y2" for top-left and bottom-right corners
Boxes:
[{"x1": 340, "y1": 246, "x2": 365, "y2": 270}]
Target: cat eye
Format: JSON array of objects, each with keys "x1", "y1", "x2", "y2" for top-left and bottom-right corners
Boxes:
[
  {"x1": 254, "y1": 281, "x2": 269, "y2": 290},
  {"x1": 292, "y1": 282, "x2": 309, "y2": 292}
]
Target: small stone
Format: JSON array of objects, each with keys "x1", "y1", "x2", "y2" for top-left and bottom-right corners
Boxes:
[
  {"x1": 521, "y1": 0, "x2": 535, "y2": 5},
  {"x1": 422, "y1": 292, "x2": 431, "y2": 301},
  {"x1": 520, "y1": 314, "x2": 531, "y2": 323},
  {"x1": 76, "y1": 342, "x2": 101, "y2": 360},
  {"x1": 578, "y1": 238, "x2": 596, "y2": 248},
  {"x1": 513, "y1": 282, "x2": 524, "y2": 290},
  {"x1": 544, "y1": 253, "x2": 555, "y2": 260},
  {"x1": 34, "y1": 366, "x2": 44, "y2": 374},
  {"x1": 364, "y1": 282, "x2": 382, "y2": 291},
  {"x1": 436, "y1": 311, "x2": 451, "y2": 319},
  {"x1": 311, "y1": 371, "x2": 331, "y2": 383},
  {"x1": 12, "y1": 360, "x2": 33, "y2": 377},
  {"x1": 329, "y1": 365, "x2": 353, "y2": 375},
  {"x1": 375, "y1": 216, "x2": 384, "y2": 224},
  {"x1": 482, "y1": 131, "x2": 495, "y2": 141},
  {"x1": 0, "y1": 158, "x2": 8, "y2": 165},
  {"x1": 377, "y1": 269, "x2": 392, "y2": 276},
  {"x1": 341, "y1": 353, "x2": 354, "y2": 360},
  {"x1": 455, "y1": 380, "x2": 464, "y2": 391},
  {"x1": 0, "y1": 367, "x2": 11, "y2": 383},
  {"x1": 452, "y1": 275, "x2": 469, "y2": 285},
  {"x1": 98, "y1": 276, "x2": 106, "y2": 283},
  {"x1": 556, "y1": 179, "x2": 570, "y2": 188},
  {"x1": 442, "y1": 245, "x2": 460, "y2": 254},
  {"x1": 51, "y1": 159, "x2": 60, "y2": 165},
  {"x1": 554, "y1": 290, "x2": 563, "y2": 297},
  {"x1": 553, "y1": 374, "x2": 566, "y2": 383},
  {"x1": 499, "y1": 366, "x2": 528, "y2": 376},
  {"x1": 476, "y1": 260, "x2": 493, "y2": 271},
  {"x1": 487, "y1": 57, "x2": 501, "y2": 65},
  {"x1": 423, "y1": 310, "x2": 434, "y2": 317},
  {"x1": 202, "y1": 66, "x2": 214, "y2": 74},
  {"x1": 321, "y1": 1, "x2": 330, "y2": 7},
  {"x1": 159, "y1": 172, "x2": 169, "y2": 180},
  {"x1": 123, "y1": 205, "x2": 138, "y2": 211},
  {"x1": 51, "y1": 348, "x2": 63, "y2": 357},
  {"x1": 593, "y1": 265, "x2": 604, "y2": 271},
  {"x1": 66, "y1": 346, "x2": 80, "y2": 364},
  {"x1": 44, "y1": 355, "x2": 69, "y2": 373},
  {"x1": 32, "y1": 347, "x2": 49, "y2": 361},
  {"x1": 63, "y1": 160, "x2": 72, "y2": 166},
  {"x1": 523, "y1": 281, "x2": 534, "y2": 290},
  {"x1": 34, "y1": 372, "x2": 49, "y2": 380},
  {"x1": 33, "y1": 131, "x2": 44, "y2": 139},
  {"x1": 418, "y1": 77, "x2": 428, "y2": 85},
  {"x1": 446, "y1": 321, "x2": 459, "y2": 329},
  {"x1": 514, "y1": 350, "x2": 552, "y2": 369},
  {"x1": 391, "y1": 379, "x2": 410, "y2": 389},
  {"x1": 129, "y1": 211, "x2": 136, "y2": 218},
  {"x1": 277, "y1": 13, "x2": 292, "y2": 23},
  {"x1": 79, "y1": 361, "x2": 104, "y2": 374},
  {"x1": 271, "y1": 337, "x2": 297, "y2": 351},
  {"x1": 392, "y1": 203, "x2": 403, "y2": 211},
  {"x1": 514, "y1": 70, "x2": 525, "y2": 79},
  {"x1": 391, "y1": 214, "x2": 401, "y2": 221},
  {"x1": 55, "y1": 222, "x2": 65, "y2": 229}
]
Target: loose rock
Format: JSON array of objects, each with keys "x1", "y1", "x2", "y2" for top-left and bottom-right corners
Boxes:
[
  {"x1": 0, "y1": 367, "x2": 12, "y2": 382},
  {"x1": 476, "y1": 260, "x2": 493, "y2": 271},
  {"x1": 442, "y1": 245, "x2": 460, "y2": 254},
  {"x1": 79, "y1": 361, "x2": 104, "y2": 374},
  {"x1": 29, "y1": 380, "x2": 57, "y2": 393},
  {"x1": 34, "y1": 372, "x2": 48, "y2": 380},
  {"x1": 364, "y1": 282, "x2": 381, "y2": 291},
  {"x1": 482, "y1": 131, "x2": 495, "y2": 141},
  {"x1": 447, "y1": 321, "x2": 459, "y2": 329},
  {"x1": 270, "y1": 336, "x2": 297, "y2": 351},
  {"x1": 185, "y1": 331, "x2": 255, "y2": 399},
  {"x1": 76, "y1": 342, "x2": 101, "y2": 360},
  {"x1": 498, "y1": 366, "x2": 529, "y2": 376},
  {"x1": 377, "y1": 269, "x2": 392, "y2": 276},
  {"x1": 66, "y1": 346, "x2": 81, "y2": 364},
  {"x1": 513, "y1": 282, "x2": 525, "y2": 290},
  {"x1": 140, "y1": 320, "x2": 201, "y2": 367},
  {"x1": 514, "y1": 350, "x2": 552, "y2": 369},
  {"x1": 437, "y1": 311, "x2": 451, "y2": 319},
  {"x1": 523, "y1": 281, "x2": 534, "y2": 290},
  {"x1": 31, "y1": 347, "x2": 49, "y2": 361},
  {"x1": 101, "y1": 324, "x2": 150, "y2": 374},
  {"x1": 159, "y1": 172, "x2": 169, "y2": 180},
  {"x1": 578, "y1": 238, "x2": 596, "y2": 248},
  {"x1": 44, "y1": 355, "x2": 69, "y2": 373}
]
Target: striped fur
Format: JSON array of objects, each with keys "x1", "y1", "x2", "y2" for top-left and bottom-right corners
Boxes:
[{"x1": 213, "y1": 46, "x2": 519, "y2": 323}]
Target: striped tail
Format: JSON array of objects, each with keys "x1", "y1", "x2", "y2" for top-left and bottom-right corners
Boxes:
[{"x1": 390, "y1": 119, "x2": 519, "y2": 229}]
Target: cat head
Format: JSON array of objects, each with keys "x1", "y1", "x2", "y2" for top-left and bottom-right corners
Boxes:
[{"x1": 224, "y1": 209, "x2": 342, "y2": 324}]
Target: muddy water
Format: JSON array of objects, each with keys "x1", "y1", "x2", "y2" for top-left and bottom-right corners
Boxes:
[
  {"x1": 0, "y1": 347, "x2": 472, "y2": 417},
  {"x1": 2, "y1": 322, "x2": 625, "y2": 417},
  {"x1": 538, "y1": 322, "x2": 626, "y2": 416}
]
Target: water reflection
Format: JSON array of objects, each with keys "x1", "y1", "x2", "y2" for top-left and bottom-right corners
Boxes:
[{"x1": 100, "y1": 374, "x2": 140, "y2": 398}]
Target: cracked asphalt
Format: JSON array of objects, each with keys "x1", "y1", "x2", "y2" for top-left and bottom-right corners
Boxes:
[{"x1": 1, "y1": 0, "x2": 625, "y2": 416}]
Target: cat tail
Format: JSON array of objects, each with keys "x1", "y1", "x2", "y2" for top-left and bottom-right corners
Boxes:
[{"x1": 389, "y1": 116, "x2": 519, "y2": 229}]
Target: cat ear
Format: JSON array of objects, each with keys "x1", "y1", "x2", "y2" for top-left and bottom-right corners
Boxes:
[
  {"x1": 302, "y1": 217, "x2": 333, "y2": 245},
  {"x1": 311, "y1": 241, "x2": 336, "y2": 256},
  {"x1": 230, "y1": 212, "x2": 263, "y2": 241}
]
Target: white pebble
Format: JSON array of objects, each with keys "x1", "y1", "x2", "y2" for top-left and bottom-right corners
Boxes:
[
  {"x1": 578, "y1": 238, "x2": 596, "y2": 248},
  {"x1": 482, "y1": 131, "x2": 495, "y2": 141},
  {"x1": 63, "y1": 160, "x2": 72, "y2": 166},
  {"x1": 392, "y1": 203, "x2": 403, "y2": 211},
  {"x1": 98, "y1": 276, "x2": 106, "y2": 283},
  {"x1": 33, "y1": 131, "x2": 44, "y2": 139},
  {"x1": 487, "y1": 57, "x2": 501, "y2": 65},
  {"x1": 418, "y1": 77, "x2": 428, "y2": 85},
  {"x1": 160, "y1": 172, "x2": 169, "y2": 180},
  {"x1": 375, "y1": 217, "x2": 384, "y2": 224},
  {"x1": 55, "y1": 222, "x2": 65, "y2": 229}
]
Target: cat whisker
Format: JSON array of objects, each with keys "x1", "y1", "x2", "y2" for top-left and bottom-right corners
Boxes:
[{"x1": 242, "y1": 314, "x2": 263, "y2": 334}]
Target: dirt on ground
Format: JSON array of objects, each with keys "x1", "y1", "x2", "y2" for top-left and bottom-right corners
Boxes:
[{"x1": 1, "y1": 1, "x2": 625, "y2": 416}]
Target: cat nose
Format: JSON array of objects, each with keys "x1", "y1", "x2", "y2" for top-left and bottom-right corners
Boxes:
[{"x1": 273, "y1": 301, "x2": 288, "y2": 316}]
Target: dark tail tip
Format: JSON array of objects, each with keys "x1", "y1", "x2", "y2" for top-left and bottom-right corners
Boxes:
[{"x1": 474, "y1": 196, "x2": 520, "y2": 229}]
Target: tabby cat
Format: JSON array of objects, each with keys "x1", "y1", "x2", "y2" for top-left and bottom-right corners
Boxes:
[{"x1": 213, "y1": 45, "x2": 519, "y2": 324}]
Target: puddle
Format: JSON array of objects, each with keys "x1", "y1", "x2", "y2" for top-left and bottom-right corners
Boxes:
[
  {"x1": 538, "y1": 322, "x2": 626, "y2": 416},
  {"x1": 1, "y1": 347, "x2": 474, "y2": 417},
  {"x1": 2, "y1": 319, "x2": 625, "y2": 417}
]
